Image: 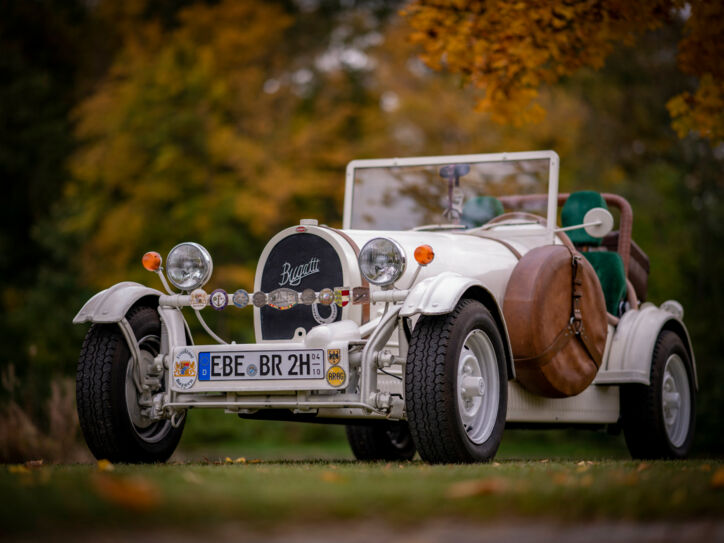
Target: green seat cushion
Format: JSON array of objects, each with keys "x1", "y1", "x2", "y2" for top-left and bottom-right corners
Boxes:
[
  {"x1": 561, "y1": 191, "x2": 607, "y2": 246},
  {"x1": 461, "y1": 196, "x2": 504, "y2": 228},
  {"x1": 583, "y1": 251, "x2": 627, "y2": 315}
]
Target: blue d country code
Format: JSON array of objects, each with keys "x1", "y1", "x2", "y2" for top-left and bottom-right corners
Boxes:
[{"x1": 198, "y1": 349, "x2": 324, "y2": 380}]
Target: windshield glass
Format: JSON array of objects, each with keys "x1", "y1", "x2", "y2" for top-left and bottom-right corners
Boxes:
[{"x1": 348, "y1": 155, "x2": 552, "y2": 231}]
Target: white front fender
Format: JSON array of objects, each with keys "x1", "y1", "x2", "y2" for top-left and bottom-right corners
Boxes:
[
  {"x1": 400, "y1": 272, "x2": 485, "y2": 317},
  {"x1": 596, "y1": 301, "x2": 698, "y2": 388},
  {"x1": 73, "y1": 281, "x2": 163, "y2": 324},
  {"x1": 399, "y1": 271, "x2": 515, "y2": 380}
]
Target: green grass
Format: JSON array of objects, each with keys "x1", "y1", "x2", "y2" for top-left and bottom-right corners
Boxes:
[
  {"x1": 4, "y1": 410, "x2": 720, "y2": 536},
  {"x1": 2, "y1": 459, "x2": 722, "y2": 536}
]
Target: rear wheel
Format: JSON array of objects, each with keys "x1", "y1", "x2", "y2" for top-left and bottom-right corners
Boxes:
[
  {"x1": 621, "y1": 330, "x2": 695, "y2": 459},
  {"x1": 76, "y1": 305, "x2": 184, "y2": 463},
  {"x1": 405, "y1": 299, "x2": 507, "y2": 463},
  {"x1": 345, "y1": 421, "x2": 416, "y2": 461}
]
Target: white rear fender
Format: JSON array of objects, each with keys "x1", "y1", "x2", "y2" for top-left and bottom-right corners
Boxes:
[
  {"x1": 73, "y1": 281, "x2": 163, "y2": 324},
  {"x1": 597, "y1": 301, "x2": 698, "y2": 388},
  {"x1": 399, "y1": 271, "x2": 515, "y2": 380}
]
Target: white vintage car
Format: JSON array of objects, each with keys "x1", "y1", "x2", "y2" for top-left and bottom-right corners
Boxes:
[{"x1": 73, "y1": 151, "x2": 697, "y2": 463}]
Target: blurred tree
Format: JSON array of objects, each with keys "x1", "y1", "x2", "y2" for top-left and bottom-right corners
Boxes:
[
  {"x1": 0, "y1": 0, "x2": 88, "y2": 406},
  {"x1": 404, "y1": 0, "x2": 724, "y2": 143}
]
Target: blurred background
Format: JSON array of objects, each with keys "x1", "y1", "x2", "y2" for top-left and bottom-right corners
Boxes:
[{"x1": 0, "y1": 0, "x2": 721, "y2": 463}]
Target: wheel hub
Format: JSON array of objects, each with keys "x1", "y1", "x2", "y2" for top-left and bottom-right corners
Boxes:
[
  {"x1": 125, "y1": 350, "x2": 157, "y2": 428},
  {"x1": 124, "y1": 333, "x2": 174, "y2": 445},
  {"x1": 661, "y1": 354, "x2": 691, "y2": 448},
  {"x1": 456, "y1": 329, "x2": 499, "y2": 445}
]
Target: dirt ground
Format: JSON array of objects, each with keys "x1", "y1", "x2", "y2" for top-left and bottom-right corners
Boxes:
[{"x1": 9, "y1": 520, "x2": 724, "y2": 543}]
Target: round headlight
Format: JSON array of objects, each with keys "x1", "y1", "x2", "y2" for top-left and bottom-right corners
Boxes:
[
  {"x1": 359, "y1": 238, "x2": 406, "y2": 286},
  {"x1": 166, "y1": 242, "x2": 213, "y2": 291}
]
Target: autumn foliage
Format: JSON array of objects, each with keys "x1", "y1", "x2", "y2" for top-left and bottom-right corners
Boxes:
[{"x1": 404, "y1": 0, "x2": 723, "y2": 142}]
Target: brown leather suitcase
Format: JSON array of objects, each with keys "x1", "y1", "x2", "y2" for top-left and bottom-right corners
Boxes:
[{"x1": 503, "y1": 245, "x2": 608, "y2": 398}]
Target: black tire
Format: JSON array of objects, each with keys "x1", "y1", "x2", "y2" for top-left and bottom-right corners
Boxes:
[
  {"x1": 76, "y1": 305, "x2": 185, "y2": 463},
  {"x1": 405, "y1": 299, "x2": 507, "y2": 463},
  {"x1": 345, "y1": 421, "x2": 416, "y2": 461},
  {"x1": 621, "y1": 330, "x2": 696, "y2": 459}
]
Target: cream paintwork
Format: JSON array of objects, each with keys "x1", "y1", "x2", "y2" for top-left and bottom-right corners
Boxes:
[
  {"x1": 507, "y1": 381, "x2": 619, "y2": 423},
  {"x1": 596, "y1": 302, "x2": 698, "y2": 388},
  {"x1": 73, "y1": 281, "x2": 163, "y2": 324}
]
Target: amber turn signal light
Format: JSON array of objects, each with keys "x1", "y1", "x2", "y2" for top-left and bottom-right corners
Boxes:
[
  {"x1": 142, "y1": 251, "x2": 162, "y2": 272},
  {"x1": 414, "y1": 244, "x2": 435, "y2": 266}
]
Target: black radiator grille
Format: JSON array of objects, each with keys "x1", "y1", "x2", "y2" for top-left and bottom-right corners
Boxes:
[{"x1": 259, "y1": 233, "x2": 343, "y2": 340}]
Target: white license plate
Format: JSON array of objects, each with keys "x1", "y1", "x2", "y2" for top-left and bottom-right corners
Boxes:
[{"x1": 197, "y1": 349, "x2": 324, "y2": 381}]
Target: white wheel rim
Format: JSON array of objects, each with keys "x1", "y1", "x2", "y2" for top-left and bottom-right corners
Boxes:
[
  {"x1": 456, "y1": 329, "x2": 499, "y2": 445},
  {"x1": 124, "y1": 333, "x2": 174, "y2": 443},
  {"x1": 662, "y1": 354, "x2": 691, "y2": 448}
]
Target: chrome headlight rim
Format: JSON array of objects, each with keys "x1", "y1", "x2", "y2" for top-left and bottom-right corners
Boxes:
[
  {"x1": 358, "y1": 237, "x2": 407, "y2": 286},
  {"x1": 166, "y1": 242, "x2": 213, "y2": 292}
]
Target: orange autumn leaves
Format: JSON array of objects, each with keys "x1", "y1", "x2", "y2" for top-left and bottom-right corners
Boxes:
[
  {"x1": 404, "y1": 0, "x2": 723, "y2": 143},
  {"x1": 667, "y1": 1, "x2": 724, "y2": 142}
]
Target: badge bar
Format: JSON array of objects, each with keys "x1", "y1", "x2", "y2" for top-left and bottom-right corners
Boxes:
[{"x1": 190, "y1": 286, "x2": 365, "y2": 311}]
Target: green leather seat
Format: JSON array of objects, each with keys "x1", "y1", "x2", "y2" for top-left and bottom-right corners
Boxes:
[
  {"x1": 561, "y1": 191, "x2": 627, "y2": 315},
  {"x1": 461, "y1": 196, "x2": 504, "y2": 228}
]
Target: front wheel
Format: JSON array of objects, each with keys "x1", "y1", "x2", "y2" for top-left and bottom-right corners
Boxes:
[
  {"x1": 621, "y1": 330, "x2": 696, "y2": 459},
  {"x1": 76, "y1": 305, "x2": 185, "y2": 463},
  {"x1": 405, "y1": 299, "x2": 508, "y2": 463}
]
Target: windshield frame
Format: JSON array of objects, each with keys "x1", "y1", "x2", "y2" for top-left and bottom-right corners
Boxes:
[{"x1": 343, "y1": 150, "x2": 560, "y2": 235}]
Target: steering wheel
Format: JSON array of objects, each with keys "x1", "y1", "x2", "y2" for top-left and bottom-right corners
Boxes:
[
  {"x1": 483, "y1": 212, "x2": 548, "y2": 227},
  {"x1": 481, "y1": 212, "x2": 575, "y2": 250}
]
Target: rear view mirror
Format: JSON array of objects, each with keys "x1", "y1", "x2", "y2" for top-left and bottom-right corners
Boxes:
[{"x1": 583, "y1": 207, "x2": 614, "y2": 238}]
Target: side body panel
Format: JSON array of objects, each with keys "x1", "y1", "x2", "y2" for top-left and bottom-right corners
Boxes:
[{"x1": 506, "y1": 381, "x2": 619, "y2": 423}]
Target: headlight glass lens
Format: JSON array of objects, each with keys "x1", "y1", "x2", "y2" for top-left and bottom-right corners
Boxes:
[
  {"x1": 166, "y1": 242, "x2": 213, "y2": 291},
  {"x1": 359, "y1": 238, "x2": 406, "y2": 286}
]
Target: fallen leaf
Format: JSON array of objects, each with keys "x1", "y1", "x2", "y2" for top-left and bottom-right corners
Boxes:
[
  {"x1": 8, "y1": 465, "x2": 29, "y2": 475},
  {"x1": 97, "y1": 459, "x2": 114, "y2": 472},
  {"x1": 577, "y1": 461, "x2": 586, "y2": 466},
  {"x1": 446, "y1": 478, "x2": 507, "y2": 499},
  {"x1": 248, "y1": 459, "x2": 262, "y2": 464},
  {"x1": 320, "y1": 471, "x2": 343, "y2": 483},
  {"x1": 24, "y1": 460, "x2": 44, "y2": 470},
  {"x1": 636, "y1": 463, "x2": 649, "y2": 472},
  {"x1": 540, "y1": 459, "x2": 549, "y2": 463},
  {"x1": 492, "y1": 462, "x2": 501, "y2": 467},
  {"x1": 92, "y1": 473, "x2": 160, "y2": 511},
  {"x1": 234, "y1": 457, "x2": 246, "y2": 464},
  {"x1": 224, "y1": 457, "x2": 233, "y2": 464},
  {"x1": 182, "y1": 471, "x2": 202, "y2": 485},
  {"x1": 711, "y1": 467, "x2": 724, "y2": 488}
]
